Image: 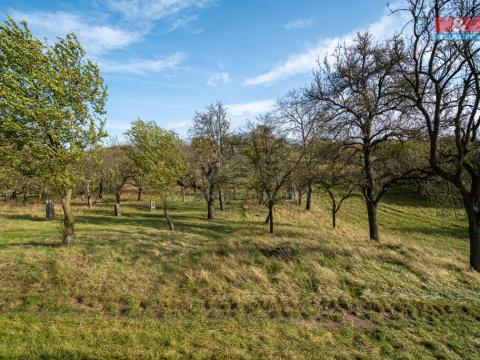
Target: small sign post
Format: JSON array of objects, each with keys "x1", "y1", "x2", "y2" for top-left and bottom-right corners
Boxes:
[{"x1": 45, "y1": 200, "x2": 55, "y2": 220}]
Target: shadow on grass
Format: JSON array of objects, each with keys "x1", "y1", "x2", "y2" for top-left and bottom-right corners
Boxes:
[
  {"x1": 388, "y1": 225, "x2": 468, "y2": 241},
  {"x1": 75, "y1": 211, "x2": 246, "y2": 241},
  {"x1": 1, "y1": 241, "x2": 63, "y2": 249},
  {"x1": 0, "y1": 214, "x2": 46, "y2": 222},
  {"x1": 381, "y1": 190, "x2": 465, "y2": 212}
]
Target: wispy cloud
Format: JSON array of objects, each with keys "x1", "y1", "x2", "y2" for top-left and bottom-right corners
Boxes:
[
  {"x1": 8, "y1": 10, "x2": 141, "y2": 56},
  {"x1": 285, "y1": 18, "x2": 313, "y2": 30},
  {"x1": 167, "y1": 14, "x2": 199, "y2": 32},
  {"x1": 207, "y1": 72, "x2": 230, "y2": 86},
  {"x1": 165, "y1": 119, "x2": 192, "y2": 131},
  {"x1": 244, "y1": 10, "x2": 409, "y2": 86},
  {"x1": 227, "y1": 100, "x2": 276, "y2": 119},
  {"x1": 102, "y1": 53, "x2": 186, "y2": 75},
  {"x1": 106, "y1": 0, "x2": 211, "y2": 23}
]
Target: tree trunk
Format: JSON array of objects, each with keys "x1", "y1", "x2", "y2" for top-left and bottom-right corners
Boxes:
[
  {"x1": 218, "y1": 187, "x2": 225, "y2": 211},
  {"x1": 329, "y1": 193, "x2": 337, "y2": 229},
  {"x1": 115, "y1": 191, "x2": 121, "y2": 204},
  {"x1": 366, "y1": 200, "x2": 379, "y2": 241},
  {"x1": 268, "y1": 202, "x2": 274, "y2": 233},
  {"x1": 164, "y1": 198, "x2": 174, "y2": 231},
  {"x1": 137, "y1": 187, "x2": 143, "y2": 201},
  {"x1": 306, "y1": 182, "x2": 313, "y2": 211},
  {"x1": 207, "y1": 200, "x2": 214, "y2": 220},
  {"x1": 61, "y1": 189, "x2": 75, "y2": 244},
  {"x1": 114, "y1": 203, "x2": 121, "y2": 216},
  {"x1": 465, "y1": 200, "x2": 480, "y2": 271},
  {"x1": 265, "y1": 212, "x2": 270, "y2": 224},
  {"x1": 87, "y1": 195, "x2": 93, "y2": 209},
  {"x1": 98, "y1": 181, "x2": 104, "y2": 200},
  {"x1": 23, "y1": 185, "x2": 30, "y2": 206},
  {"x1": 298, "y1": 189, "x2": 303, "y2": 206},
  {"x1": 206, "y1": 184, "x2": 215, "y2": 220},
  {"x1": 181, "y1": 186, "x2": 186, "y2": 202},
  {"x1": 363, "y1": 145, "x2": 379, "y2": 241}
]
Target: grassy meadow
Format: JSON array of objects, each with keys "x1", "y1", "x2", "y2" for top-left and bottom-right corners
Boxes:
[{"x1": 0, "y1": 191, "x2": 479, "y2": 359}]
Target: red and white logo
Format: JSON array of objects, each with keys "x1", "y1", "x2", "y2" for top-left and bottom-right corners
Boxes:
[{"x1": 435, "y1": 17, "x2": 480, "y2": 33}]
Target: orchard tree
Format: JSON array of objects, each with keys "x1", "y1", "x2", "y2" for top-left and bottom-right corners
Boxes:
[
  {"x1": 99, "y1": 145, "x2": 133, "y2": 204},
  {"x1": 277, "y1": 89, "x2": 321, "y2": 211},
  {"x1": 0, "y1": 19, "x2": 107, "y2": 243},
  {"x1": 394, "y1": 0, "x2": 480, "y2": 270},
  {"x1": 76, "y1": 151, "x2": 102, "y2": 208},
  {"x1": 126, "y1": 120, "x2": 186, "y2": 230},
  {"x1": 307, "y1": 33, "x2": 419, "y2": 241},
  {"x1": 317, "y1": 142, "x2": 358, "y2": 228},
  {"x1": 189, "y1": 102, "x2": 232, "y2": 219},
  {"x1": 243, "y1": 116, "x2": 302, "y2": 233}
]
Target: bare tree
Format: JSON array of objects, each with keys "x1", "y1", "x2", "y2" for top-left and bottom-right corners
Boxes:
[
  {"x1": 317, "y1": 141, "x2": 359, "y2": 228},
  {"x1": 243, "y1": 116, "x2": 302, "y2": 233},
  {"x1": 394, "y1": 0, "x2": 480, "y2": 269},
  {"x1": 77, "y1": 152, "x2": 102, "y2": 208},
  {"x1": 277, "y1": 89, "x2": 321, "y2": 211},
  {"x1": 307, "y1": 33, "x2": 420, "y2": 241},
  {"x1": 189, "y1": 102, "x2": 232, "y2": 219},
  {"x1": 99, "y1": 146, "x2": 133, "y2": 204}
]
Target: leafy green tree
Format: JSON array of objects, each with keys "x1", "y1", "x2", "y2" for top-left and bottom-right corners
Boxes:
[
  {"x1": 0, "y1": 18, "x2": 107, "y2": 243},
  {"x1": 125, "y1": 120, "x2": 186, "y2": 230}
]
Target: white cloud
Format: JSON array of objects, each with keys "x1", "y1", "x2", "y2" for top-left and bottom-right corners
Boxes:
[
  {"x1": 107, "y1": 0, "x2": 210, "y2": 23},
  {"x1": 244, "y1": 10, "x2": 409, "y2": 86},
  {"x1": 207, "y1": 72, "x2": 230, "y2": 86},
  {"x1": 165, "y1": 120, "x2": 192, "y2": 131},
  {"x1": 285, "y1": 18, "x2": 313, "y2": 30},
  {"x1": 226, "y1": 100, "x2": 276, "y2": 119},
  {"x1": 9, "y1": 10, "x2": 140, "y2": 56},
  {"x1": 102, "y1": 53, "x2": 186, "y2": 75}
]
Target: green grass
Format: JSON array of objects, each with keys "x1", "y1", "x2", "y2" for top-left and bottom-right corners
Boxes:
[{"x1": 0, "y1": 191, "x2": 479, "y2": 359}]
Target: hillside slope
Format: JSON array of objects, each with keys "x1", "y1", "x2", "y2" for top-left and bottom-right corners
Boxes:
[{"x1": 0, "y1": 193, "x2": 479, "y2": 359}]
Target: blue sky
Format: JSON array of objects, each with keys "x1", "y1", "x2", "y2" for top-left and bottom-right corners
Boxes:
[{"x1": 2, "y1": 0, "x2": 407, "y2": 138}]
